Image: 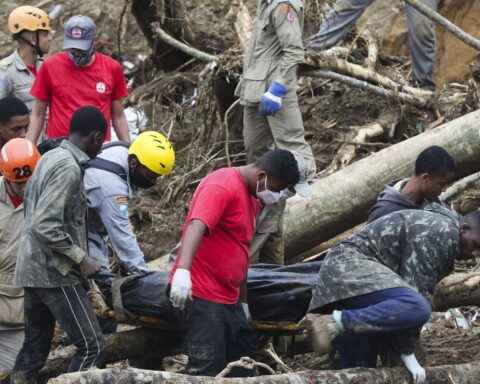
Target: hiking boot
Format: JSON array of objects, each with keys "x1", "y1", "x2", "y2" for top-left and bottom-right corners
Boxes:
[{"x1": 305, "y1": 313, "x2": 337, "y2": 355}]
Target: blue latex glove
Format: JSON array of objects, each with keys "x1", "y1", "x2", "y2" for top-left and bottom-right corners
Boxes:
[{"x1": 259, "y1": 82, "x2": 286, "y2": 116}]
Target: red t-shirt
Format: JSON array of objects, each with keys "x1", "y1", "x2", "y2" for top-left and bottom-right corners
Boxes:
[
  {"x1": 27, "y1": 66, "x2": 37, "y2": 76},
  {"x1": 169, "y1": 168, "x2": 259, "y2": 304},
  {"x1": 30, "y1": 51, "x2": 128, "y2": 141},
  {"x1": 6, "y1": 189, "x2": 23, "y2": 209}
]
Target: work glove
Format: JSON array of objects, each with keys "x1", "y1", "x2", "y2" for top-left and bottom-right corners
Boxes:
[
  {"x1": 401, "y1": 353, "x2": 426, "y2": 384},
  {"x1": 259, "y1": 81, "x2": 286, "y2": 116},
  {"x1": 170, "y1": 268, "x2": 192, "y2": 310},
  {"x1": 241, "y1": 302, "x2": 252, "y2": 322}
]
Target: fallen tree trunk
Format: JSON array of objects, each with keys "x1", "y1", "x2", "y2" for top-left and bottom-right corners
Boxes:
[
  {"x1": 0, "y1": 328, "x2": 181, "y2": 381},
  {"x1": 433, "y1": 272, "x2": 480, "y2": 311},
  {"x1": 48, "y1": 363, "x2": 480, "y2": 383},
  {"x1": 284, "y1": 108, "x2": 480, "y2": 261}
]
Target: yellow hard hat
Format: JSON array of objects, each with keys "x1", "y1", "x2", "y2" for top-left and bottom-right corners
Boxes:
[
  {"x1": 8, "y1": 6, "x2": 51, "y2": 34},
  {"x1": 128, "y1": 131, "x2": 175, "y2": 176}
]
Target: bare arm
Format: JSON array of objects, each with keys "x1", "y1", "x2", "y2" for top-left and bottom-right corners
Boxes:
[
  {"x1": 177, "y1": 219, "x2": 208, "y2": 270},
  {"x1": 111, "y1": 99, "x2": 131, "y2": 142},
  {"x1": 27, "y1": 99, "x2": 48, "y2": 144}
]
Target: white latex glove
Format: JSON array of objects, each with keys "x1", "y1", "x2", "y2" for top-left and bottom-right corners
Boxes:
[
  {"x1": 170, "y1": 268, "x2": 192, "y2": 310},
  {"x1": 401, "y1": 353, "x2": 426, "y2": 384},
  {"x1": 242, "y1": 302, "x2": 251, "y2": 322}
]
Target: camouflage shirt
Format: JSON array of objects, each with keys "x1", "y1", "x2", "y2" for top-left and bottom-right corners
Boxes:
[
  {"x1": 309, "y1": 204, "x2": 461, "y2": 312},
  {"x1": 14, "y1": 140, "x2": 89, "y2": 288}
]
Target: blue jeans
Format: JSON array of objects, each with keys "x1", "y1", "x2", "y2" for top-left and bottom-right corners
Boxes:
[{"x1": 320, "y1": 287, "x2": 431, "y2": 368}]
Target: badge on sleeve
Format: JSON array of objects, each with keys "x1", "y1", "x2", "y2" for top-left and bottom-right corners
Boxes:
[
  {"x1": 286, "y1": 9, "x2": 295, "y2": 22},
  {"x1": 279, "y1": 4, "x2": 289, "y2": 13},
  {"x1": 116, "y1": 196, "x2": 129, "y2": 218}
]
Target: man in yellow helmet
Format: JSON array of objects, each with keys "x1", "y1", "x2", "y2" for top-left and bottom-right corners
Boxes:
[
  {"x1": 84, "y1": 131, "x2": 175, "y2": 302},
  {"x1": 0, "y1": 6, "x2": 52, "y2": 112}
]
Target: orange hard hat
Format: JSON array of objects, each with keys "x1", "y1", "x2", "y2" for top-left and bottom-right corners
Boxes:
[
  {"x1": 8, "y1": 6, "x2": 51, "y2": 34},
  {"x1": 0, "y1": 138, "x2": 41, "y2": 182}
]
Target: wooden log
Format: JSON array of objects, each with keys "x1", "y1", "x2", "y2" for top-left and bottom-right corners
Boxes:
[
  {"x1": 0, "y1": 328, "x2": 181, "y2": 382},
  {"x1": 284, "y1": 108, "x2": 480, "y2": 261},
  {"x1": 225, "y1": 0, "x2": 253, "y2": 52},
  {"x1": 433, "y1": 272, "x2": 480, "y2": 311},
  {"x1": 48, "y1": 362, "x2": 480, "y2": 383},
  {"x1": 440, "y1": 171, "x2": 480, "y2": 202}
]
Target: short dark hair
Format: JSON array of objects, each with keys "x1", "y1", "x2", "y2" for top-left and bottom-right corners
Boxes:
[
  {"x1": 0, "y1": 96, "x2": 28, "y2": 124},
  {"x1": 414, "y1": 146, "x2": 455, "y2": 176},
  {"x1": 463, "y1": 210, "x2": 480, "y2": 230},
  {"x1": 69, "y1": 106, "x2": 108, "y2": 137},
  {"x1": 255, "y1": 149, "x2": 300, "y2": 187}
]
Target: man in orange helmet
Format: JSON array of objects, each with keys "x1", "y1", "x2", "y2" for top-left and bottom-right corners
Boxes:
[
  {"x1": 0, "y1": 138, "x2": 41, "y2": 369},
  {"x1": 0, "y1": 6, "x2": 52, "y2": 113},
  {"x1": 0, "y1": 96, "x2": 29, "y2": 150}
]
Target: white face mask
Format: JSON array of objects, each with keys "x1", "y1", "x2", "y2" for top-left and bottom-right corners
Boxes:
[
  {"x1": 256, "y1": 174, "x2": 281, "y2": 205},
  {"x1": 279, "y1": 188, "x2": 296, "y2": 201}
]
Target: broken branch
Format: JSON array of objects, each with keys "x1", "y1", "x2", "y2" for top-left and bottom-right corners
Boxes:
[
  {"x1": 302, "y1": 69, "x2": 427, "y2": 106},
  {"x1": 150, "y1": 22, "x2": 217, "y2": 63}
]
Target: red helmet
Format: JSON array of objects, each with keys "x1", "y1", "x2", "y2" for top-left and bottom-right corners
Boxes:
[{"x1": 0, "y1": 138, "x2": 41, "y2": 182}]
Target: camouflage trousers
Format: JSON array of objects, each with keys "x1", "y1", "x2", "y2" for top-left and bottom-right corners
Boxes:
[{"x1": 316, "y1": 287, "x2": 431, "y2": 366}]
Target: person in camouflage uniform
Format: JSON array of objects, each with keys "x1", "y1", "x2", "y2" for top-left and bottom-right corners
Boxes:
[
  {"x1": 11, "y1": 107, "x2": 107, "y2": 384},
  {"x1": 306, "y1": 203, "x2": 480, "y2": 384}
]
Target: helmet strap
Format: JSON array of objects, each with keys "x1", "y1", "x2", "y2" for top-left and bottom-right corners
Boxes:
[{"x1": 18, "y1": 31, "x2": 42, "y2": 57}]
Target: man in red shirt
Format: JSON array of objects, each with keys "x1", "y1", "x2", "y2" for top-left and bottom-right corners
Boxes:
[
  {"x1": 169, "y1": 149, "x2": 300, "y2": 376},
  {"x1": 26, "y1": 15, "x2": 130, "y2": 143}
]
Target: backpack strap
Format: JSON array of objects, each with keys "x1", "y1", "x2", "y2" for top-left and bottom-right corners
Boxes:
[
  {"x1": 83, "y1": 141, "x2": 131, "y2": 181},
  {"x1": 101, "y1": 141, "x2": 130, "y2": 151},
  {"x1": 84, "y1": 158, "x2": 128, "y2": 181}
]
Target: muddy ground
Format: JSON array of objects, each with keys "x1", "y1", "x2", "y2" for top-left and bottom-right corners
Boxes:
[{"x1": 1, "y1": 0, "x2": 480, "y2": 378}]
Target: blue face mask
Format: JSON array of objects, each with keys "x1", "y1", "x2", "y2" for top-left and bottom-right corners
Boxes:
[{"x1": 67, "y1": 44, "x2": 95, "y2": 66}]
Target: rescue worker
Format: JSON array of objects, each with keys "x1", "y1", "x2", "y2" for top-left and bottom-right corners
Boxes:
[
  {"x1": 0, "y1": 6, "x2": 52, "y2": 112},
  {"x1": 0, "y1": 138, "x2": 41, "y2": 370},
  {"x1": 26, "y1": 15, "x2": 130, "y2": 144},
  {"x1": 169, "y1": 149, "x2": 300, "y2": 376},
  {"x1": 307, "y1": 0, "x2": 439, "y2": 89},
  {"x1": 368, "y1": 145, "x2": 455, "y2": 222},
  {"x1": 250, "y1": 150, "x2": 312, "y2": 264},
  {"x1": 85, "y1": 131, "x2": 175, "y2": 298},
  {"x1": 236, "y1": 0, "x2": 316, "y2": 265},
  {"x1": 305, "y1": 204, "x2": 480, "y2": 384},
  {"x1": 0, "y1": 96, "x2": 29, "y2": 149},
  {"x1": 12, "y1": 106, "x2": 108, "y2": 383}
]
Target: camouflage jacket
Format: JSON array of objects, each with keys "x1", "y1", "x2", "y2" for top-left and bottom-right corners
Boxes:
[
  {"x1": 236, "y1": 0, "x2": 304, "y2": 105},
  {"x1": 14, "y1": 140, "x2": 89, "y2": 288},
  {"x1": 309, "y1": 203, "x2": 461, "y2": 312}
]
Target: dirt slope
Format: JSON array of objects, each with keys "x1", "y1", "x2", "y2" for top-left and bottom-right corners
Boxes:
[{"x1": 358, "y1": 0, "x2": 480, "y2": 86}]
